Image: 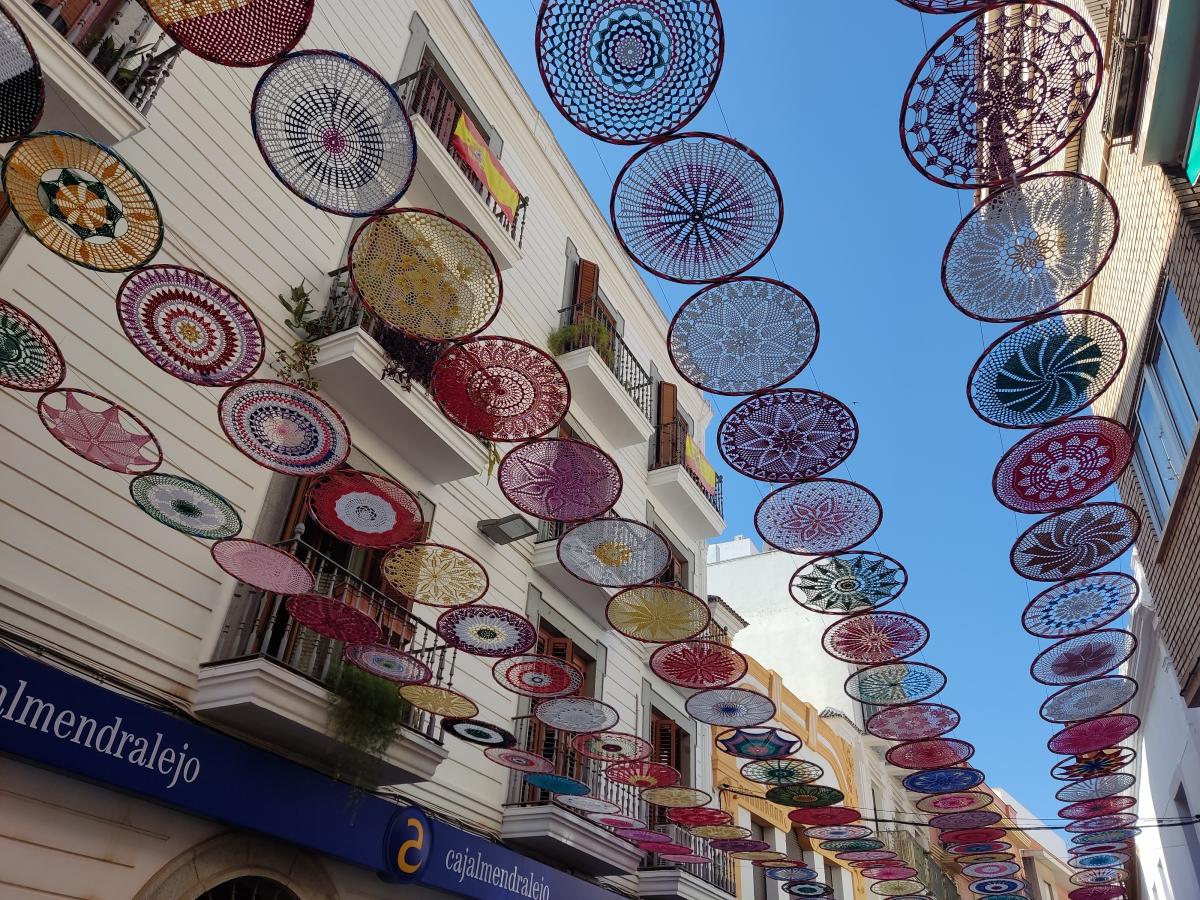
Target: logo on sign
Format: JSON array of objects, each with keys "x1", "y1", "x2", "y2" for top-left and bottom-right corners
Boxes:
[{"x1": 382, "y1": 805, "x2": 432, "y2": 882}]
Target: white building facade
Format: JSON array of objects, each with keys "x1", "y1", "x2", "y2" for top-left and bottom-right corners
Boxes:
[{"x1": 0, "y1": 1, "x2": 733, "y2": 897}]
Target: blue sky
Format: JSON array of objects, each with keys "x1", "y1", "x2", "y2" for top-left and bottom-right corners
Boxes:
[{"x1": 474, "y1": 0, "x2": 1099, "y2": 830}]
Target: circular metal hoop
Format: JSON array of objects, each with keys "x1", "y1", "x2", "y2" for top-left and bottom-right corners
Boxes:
[
  {"x1": 899, "y1": 1, "x2": 1102, "y2": 189},
  {"x1": 756, "y1": 479, "x2": 883, "y2": 555},
  {"x1": 493, "y1": 654, "x2": 586, "y2": 699},
  {"x1": 718, "y1": 389, "x2": 858, "y2": 483},
  {"x1": 790, "y1": 552, "x2": 907, "y2": 616},
  {"x1": 645, "y1": 786, "x2": 711, "y2": 809},
  {"x1": 572, "y1": 731, "x2": 652, "y2": 762},
  {"x1": 0, "y1": 6, "x2": 43, "y2": 142},
  {"x1": 534, "y1": 696, "x2": 620, "y2": 733},
  {"x1": 342, "y1": 643, "x2": 432, "y2": 684},
  {"x1": 555, "y1": 795, "x2": 620, "y2": 814},
  {"x1": 928, "y1": 811, "x2": 1002, "y2": 831},
  {"x1": 1040, "y1": 676, "x2": 1139, "y2": 724},
  {"x1": 211, "y1": 539, "x2": 314, "y2": 594},
  {"x1": 968, "y1": 312, "x2": 1127, "y2": 430},
  {"x1": 666, "y1": 807, "x2": 732, "y2": 827},
  {"x1": 381, "y1": 542, "x2": 488, "y2": 608},
  {"x1": 3, "y1": 131, "x2": 163, "y2": 272},
  {"x1": 1055, "y1": 775, "x2": 1136, "y2": 803},
  {"x1": 668, "y1": 277, "x2": 819, "y2": 396},
  {"x1": 1060, "y1": 796, "x2": 1136, "y2": 821},
  {"x1": 142, "y1": 0, "x2": 313, "y2": 67},
  {"x1": 499, "y1": 438, "x2": 623, "y2": 522},
  {"x1": 1048, "y1": 714, "x2": 1140, "y2": 756},
  {"x1": 130, "y1": 473, "x2": 242, "y2": 540},
  {"x1": 605, "y1": 760, "x2": 680, "y2": 788},
  {"x1": 820, "y1": 612, "x2": 930, "y2": 664},
  {"x1": 606, "y1": 585, "x2": 711, "y2": 643},
  {"x1": 885, "y1": 738, "x2": 975, "y2": 771},
  {"x1": 431, "y1": 336, "x2": 570, "y2": 442},
  {"x1": 1053, "y1": 747, "x2": 1137, "y2": 782},
  {"x1": 219, "y1": 379, "x2": 350, "y2": 477},
  {"x1": 994, "y1": 416, "x2": 1133, "y2": 514},
  {"x1": 610, "y1": 132, "x2": 782, "y2": 283},
  {"x1": 903, "y1": 767, "x2": 985, "y2": 794},
  {"x1": 38, "y1": 388, "x2": 162, "y2": 474},
  {"x1": 348, "y1": 208, "x2": 502, "y2": 342},
  {"x1": 484, "y1": 747, "x2": 555, "y2": 774},
  {"x1": 444, "y1": 719, "x2": 517, "y2": 748},
  {"x1": 767, "y1": 785, "x2": 846, "y2": 809},
  {"x1": 866, "y1": 704, "x2": 960, "y2": 741},
  {"x1": 399, "y1": 684, "x2": 479, "y2": 719},
  {"x1": 557, "y1": 517, "x2": 670, "y2": 587},
  {"x1": 790, "y1": 808, "x2": 861, "y2": 826},
  {"x1": 307, "y1": 468, "x2": 423, "y2": 549},
  {"x1": 740, "y1": 758, "x2": 824, "y2": 786},
  {"x1": 650, "y1": 640, "x2": 748, "y2": 689},
  {"x1": 1022, "y1": 572, "x2": 1139, "y2": 638},
  {"x1": 943, "y1": 173, "x2": 1119, "y2": 322},
  {"x1": 0, "y1": 297, "x2": 65, "y2": 392},
  {"x1": 534, "y1": 0, "x2": 723, "y2": 144},
  {"x1": 916, "y1": 792, "x2": 993, "y2": 814},
  {"x1": 1011, "y1": 503, "x2": 1140, "y2": 582},
  {"x1": 525, "y1": 773, "x2": 589, "y2": 796},
  {"x1": 435, "y1": 604, "x2": 537, "y2": 657},
  {"x1": 285, "y1": 595, "x2": 381, "y2": 644},
  {"x1": 252, "y1": 51, "x2": 416, "y2": 216},
  {"x1": 715, "y1": 727, "x2": 803, "y2": 760},
  {"x1": 1032, "y1": 630, "x2": 1139, "y2": 686},
  {"x1": 117, "y1": 265, "x2": 265, "y2": 387},
  {"x1": 844, "y1": 662, "x2": 947, "y2": 706},
  {"x1": 685, "y1": 687, "x2": 776, "y2": 728}
]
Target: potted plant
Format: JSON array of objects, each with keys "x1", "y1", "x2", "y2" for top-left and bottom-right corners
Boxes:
[
  {"x1": 547, "y1": 316, "x2": 614, "y2": 366},
  {"x1": 326, "y1": 662, "x2": 411, "y2": 790}
]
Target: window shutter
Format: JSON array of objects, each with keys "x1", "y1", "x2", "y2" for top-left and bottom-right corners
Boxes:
[
  {"x1": 657, "y1": 381, "x2": 678, "y2": 465},
  {"x1": 652, "y1": 715, "x2": 680, "y2": 769},
  {"x1": 574, "y1": 259, "x2": 600, "y2": 313}
]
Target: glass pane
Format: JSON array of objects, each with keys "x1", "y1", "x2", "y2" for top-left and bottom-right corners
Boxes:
[
  {"x1": 1136, "y1": 394, "x2": 1176, "y2": 528},
  {"x1": 1141, "y1": 382, "x2": 1187, "y2": 486},
  {"x1": 1157, "y1": 282, "x2": 1200, "y2": 441}
]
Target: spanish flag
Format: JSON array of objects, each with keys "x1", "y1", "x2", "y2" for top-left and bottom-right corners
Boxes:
[{"x1": 452, "y1": 114, "x2": 522, "y2": 224}]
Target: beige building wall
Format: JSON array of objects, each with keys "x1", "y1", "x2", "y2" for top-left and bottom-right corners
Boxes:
[{"x1": 0, "y1": 0, "x2": 718, "y2": 853}]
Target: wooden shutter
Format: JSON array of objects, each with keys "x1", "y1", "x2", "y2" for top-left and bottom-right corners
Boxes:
[
  {"x1": 651, "y1": 711, "x2": 681, "y2": 769},
  {"x1": 574, "y1": 259, "x2": 600, "y2": 314},
  {"x1": 657, "y1": 381, "x2": 678, "y2": 466}
]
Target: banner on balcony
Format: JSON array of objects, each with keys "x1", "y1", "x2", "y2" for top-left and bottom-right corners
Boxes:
[
  {"x1": 685, "y1": 434, "x2": 718, "y2": 497},
  {"x1": 452, "y1": 113, "x2": 522, "y2": 223}
]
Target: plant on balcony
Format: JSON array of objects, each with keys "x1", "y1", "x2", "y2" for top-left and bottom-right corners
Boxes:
[
  {"x1": 271, "y1": 282, "x2": 338, "y2": 390},
  {"x1": 378, "y1": 326, "x2": 444, "y2": 391},
  {"x1": 547, "y1": 317, "x2": 614, "y2": 366},
  {"x1": 326, "y1": 662, "x2": 411, "y2": 790}
]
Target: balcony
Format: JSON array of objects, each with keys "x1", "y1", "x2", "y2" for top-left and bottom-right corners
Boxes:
[
  {"x1": 7, "y1": 0, "x2": 180, "y2": 144},
  {"x1": 501, "y1": 715, "x2": 644, "y2": 876},
  {"x1": 550, "y1": 307, "x2": 655, "y2": 450},
  {"x1": 639, "y1": 826, "x2": 736, "y2": 900},
  {"x1": 647, "y1": 423, "x2": 725, "y2": 539},
  {"x1": 530, "y1": 520, "x2": 611, "y2": 623},
  {"x1": 307, "y1": 280, "x2": 489, "y2": 484},
  {"x1": 501, "y1": 716, "x2": 735, "y2": 891},
  {"x1": 196, "y1": 539, "x2": 451, "y2": 787},
  {"x1": 394, "y1": 61, "x2": 527, "y2": 270}
]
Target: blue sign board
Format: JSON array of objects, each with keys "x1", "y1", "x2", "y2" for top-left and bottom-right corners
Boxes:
[{"x1": 0, "y1": 648, "x2": 619, "y2": 900}]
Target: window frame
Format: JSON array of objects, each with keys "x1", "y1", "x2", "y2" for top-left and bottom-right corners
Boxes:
[{"x1": 1133, "y1": 277, "x2": 1200, "y2": 534}]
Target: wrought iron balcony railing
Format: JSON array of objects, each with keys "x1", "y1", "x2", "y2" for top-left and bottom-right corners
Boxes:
[
  {"x1": 875, "y1": 829, "x2": 960, "y2": 900},
  {"x1": 553, "y1": 305, "x2": 654, "y2": 422},
  {"x1": 27, "y1": 0, "x2": 180, "y2": 114},
  {"x1": 394, "y1": 62, "x2": 529, "y2": 247},
  {"x1": 504, "y1": 715, "x2": 734, "y2": 894},
  {"x1": 317, "y1": 278, "x2": 443, "y2": 391},
  {"x1": 206, "y1": 538, "x2": 454, "y2": 744},
  {"x1": 650, "y1": 422, "x2": 725, "y2": 517}
]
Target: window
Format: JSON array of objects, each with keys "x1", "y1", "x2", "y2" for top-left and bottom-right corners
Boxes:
[
  {"x1": 521, "y1": 621, "x2": 596, "y2": 801},
  {"x1": 1134, "y1": 281, "x2": 1200, "y2": 528},
  {"x1": 653, "y1": 537, "x2": 691, "y2": 591},
  {"x1": 648, "y1": 708, "x2": 690, "y2": 823},
  {"x1": 749, "y1": 821, "x2": 772, "y2": 900},
  {"x1": 196, "y1": 877, "x2": 298, "y2": 900}
]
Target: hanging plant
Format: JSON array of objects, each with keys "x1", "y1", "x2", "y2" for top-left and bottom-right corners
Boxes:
[{"x1": 326, "y1": 662, "x2": 411, "y2": 790}]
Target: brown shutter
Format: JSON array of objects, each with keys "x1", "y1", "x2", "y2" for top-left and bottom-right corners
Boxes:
[
  {"x1": 657, "y1": 381, "x2": 678, "y2": 466},
  {"x1": 574, "y1": 259, "x2": 600, "y2": 316},
  {"x1": 652, "y1": 713, "x2": 680, "y2": 769}
]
